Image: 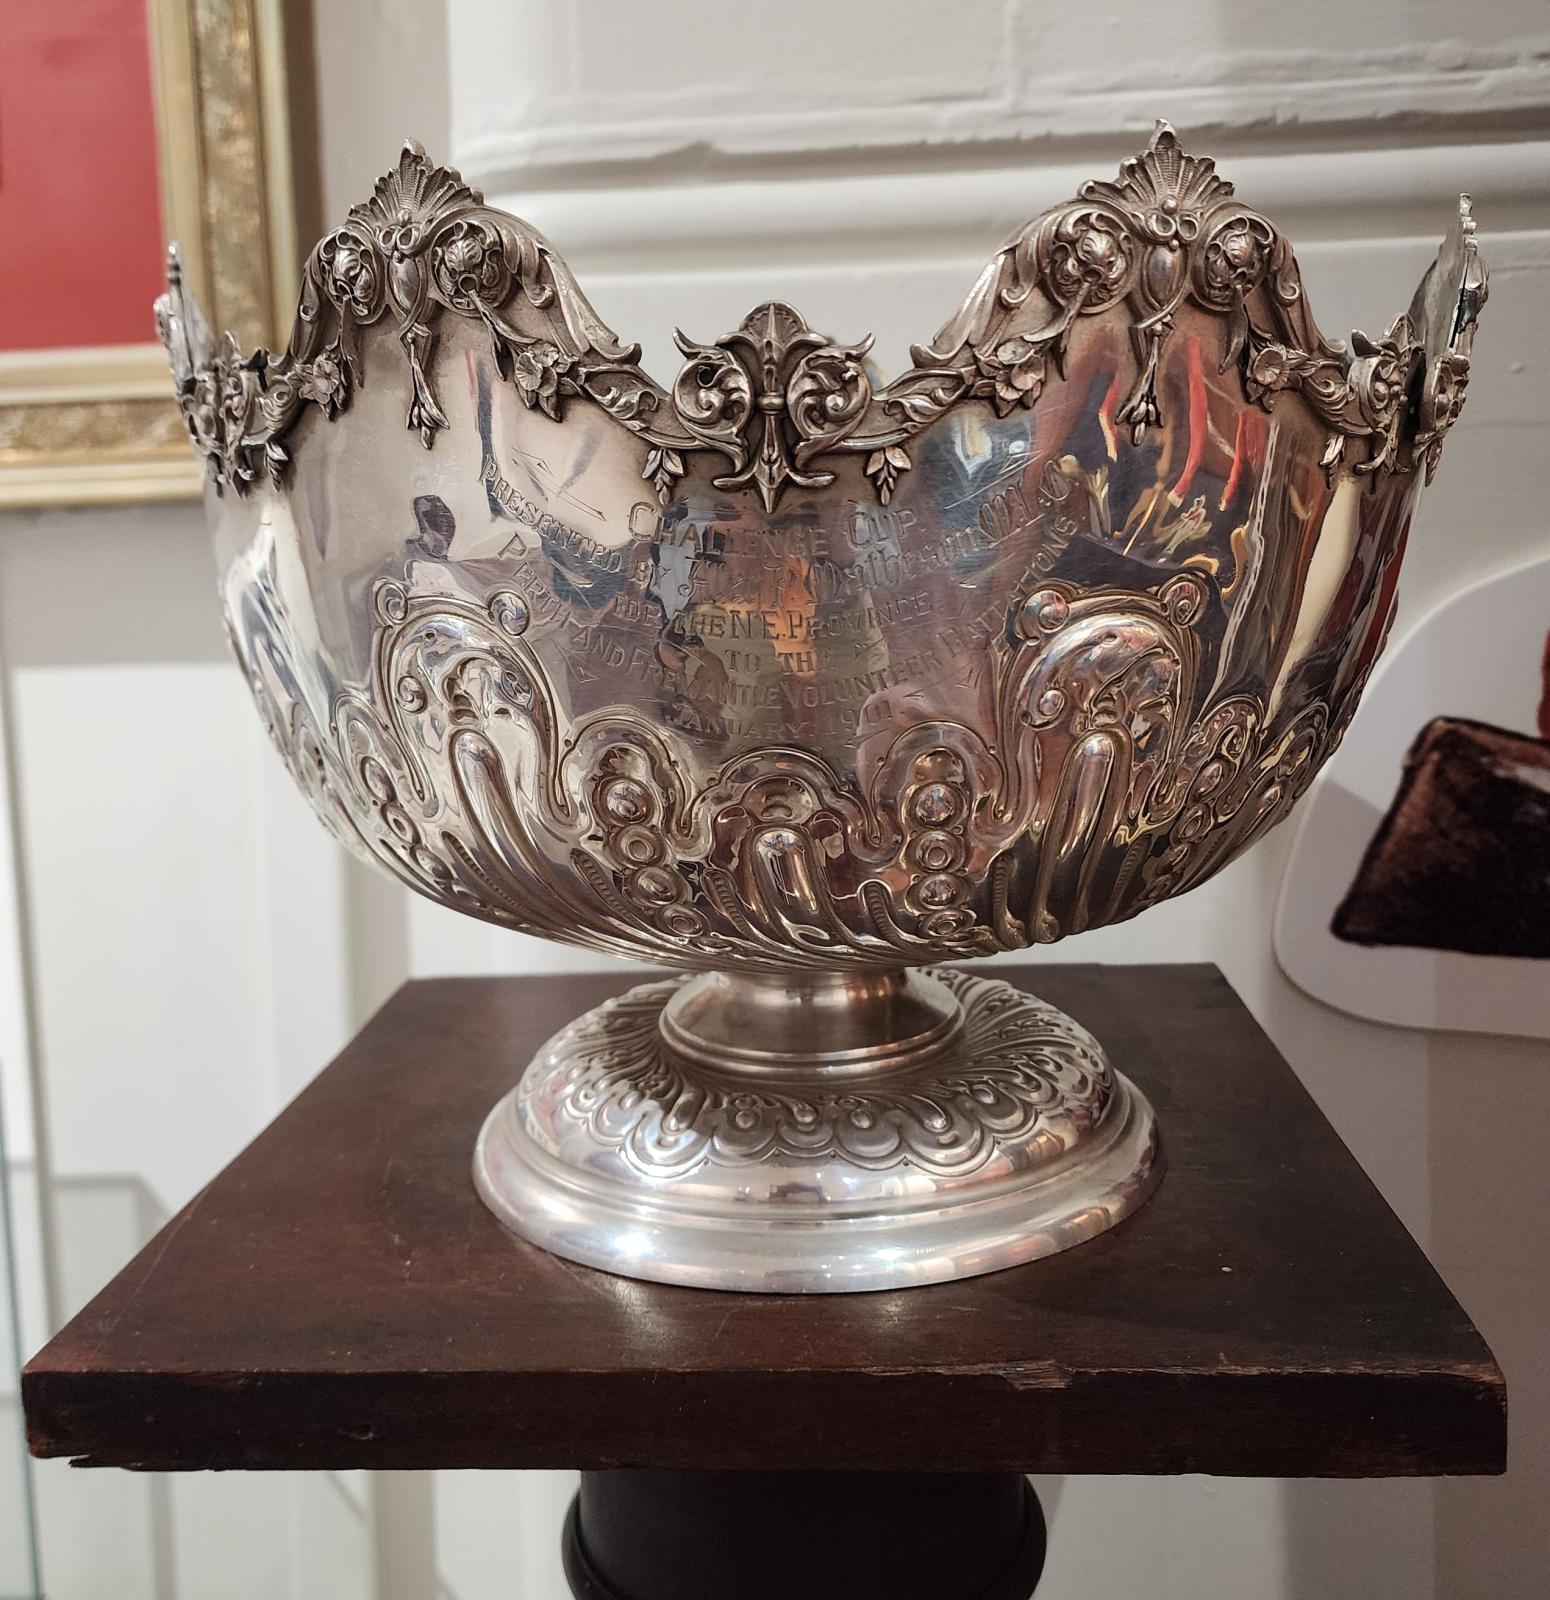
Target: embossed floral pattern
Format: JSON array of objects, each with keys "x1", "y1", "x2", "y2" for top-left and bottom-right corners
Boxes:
[
  {"x1": 1245, "y1": 341, "x2": 1294, "y2": 397},
  {"x1": 431, "y1": 218, "x2": 512, "y2": 312},
  {"x1": 1347, "y1": 323, "x2": 1414, "y2": 476},
  {"x1": 319, "y1": 234, "x2": 382, "y2": 321},
  {"x1": 292, "y1": 348, "x2": 349, "y2": 413},
  {"x1": 220, "y1": 567, "x2": 1382, "y2": 978},
  {"x1": 1415, "y1": 350, "x2": 1472, "y2": 482},
  {"x1": 1198, "y1": 213, "x2": 1275, "y2": 307},
  {"x1": 160, "y1": 127, "x2": 1482, "y2": 502},
  {"x1": 1043, "y1": 210, "x2": 1134, "y2": 307},
  {"x1": 527, "y1": 969, "x2": 1111, "y2": 1181},
  {"x1": 509, "y1": 341, "x2": 574, "y2": 420},
  {"x1": 976, "y1": 335, "x2": 1049, "y2": 415}
]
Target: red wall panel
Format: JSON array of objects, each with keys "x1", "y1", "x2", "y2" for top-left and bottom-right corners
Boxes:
[{"x1": 0, "y1": 0, "x2": 166, "y2": 351}]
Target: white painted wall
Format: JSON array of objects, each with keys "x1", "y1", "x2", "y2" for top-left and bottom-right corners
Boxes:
[
  {"x1": 0, "y1": 1, "x2": 1545, "y2": 1596},
  {"x1": 0, "y1": 4, "x2": 446, "y2": 1595}
]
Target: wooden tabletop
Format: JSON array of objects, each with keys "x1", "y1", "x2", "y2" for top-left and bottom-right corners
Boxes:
[{"x1": 23, "y1": 963, "x2": 1505, "y2": 1476}]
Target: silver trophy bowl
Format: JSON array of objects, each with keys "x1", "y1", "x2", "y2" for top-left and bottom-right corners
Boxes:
[{"x1": 158, "y1": 124, "x2": 1485, "y2": 1292}]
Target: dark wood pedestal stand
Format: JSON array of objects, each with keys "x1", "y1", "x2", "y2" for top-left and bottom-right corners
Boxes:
[{"x1": 22, "y1": 966, "x2": 1504, "y2": 1600}]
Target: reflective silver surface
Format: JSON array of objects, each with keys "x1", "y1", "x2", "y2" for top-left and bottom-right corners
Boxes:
[
  {"x1": 159, "y1": 124, "x2": 1485, "y2": 1291},
  {"x1": 475, "y1": 968, "x2": 1160, "y2": 1292}
]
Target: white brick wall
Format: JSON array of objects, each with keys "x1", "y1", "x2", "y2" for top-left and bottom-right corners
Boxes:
[{"x1": 449, "y1": 0, "x2": 1550, "y2": 175}]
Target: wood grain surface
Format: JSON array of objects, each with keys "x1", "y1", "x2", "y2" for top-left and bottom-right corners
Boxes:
[{"x1": 23, "y1": 964, "x2": 1505, "y2": 1476}]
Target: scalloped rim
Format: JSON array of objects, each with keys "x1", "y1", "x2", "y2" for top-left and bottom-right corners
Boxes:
[{"x1": 156, "y1": 121, "x2": 1487, "y2": 508}]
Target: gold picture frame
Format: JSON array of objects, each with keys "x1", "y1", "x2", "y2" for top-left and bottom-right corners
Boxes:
[{"x1": 0, "y1": 0, "x2": 300, "y2": 507}]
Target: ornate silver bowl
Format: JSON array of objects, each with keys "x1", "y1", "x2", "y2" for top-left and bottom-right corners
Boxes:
[{"x1": 158, "y1": 124, "x2": 1485, "y2": 1292}]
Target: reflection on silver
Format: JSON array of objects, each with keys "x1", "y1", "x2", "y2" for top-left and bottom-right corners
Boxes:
[
  {"x1": 476, "y1": 968, "x2": 1159, "y2": 1292},
  {"x1": 160, "y1": 124, "x2": 1486, "y2": 1292}
]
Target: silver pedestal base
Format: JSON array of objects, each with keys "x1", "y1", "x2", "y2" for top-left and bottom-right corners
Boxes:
[{"x1": 475, "y1": 967, "x2": 1162, "y2": 1293}]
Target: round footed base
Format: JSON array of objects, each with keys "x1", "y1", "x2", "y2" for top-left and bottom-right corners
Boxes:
[{"x1": 474, "y1": 968, "x2": 1162, "y2": 1293}]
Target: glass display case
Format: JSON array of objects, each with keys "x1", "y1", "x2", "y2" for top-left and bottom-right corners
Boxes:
[{"x1": 0, "y1": 1090, "x2": 40, "y2": 1600}]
